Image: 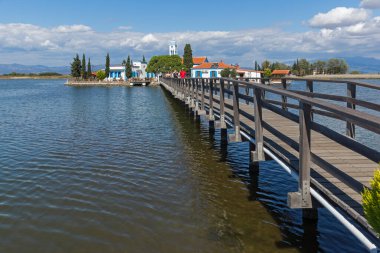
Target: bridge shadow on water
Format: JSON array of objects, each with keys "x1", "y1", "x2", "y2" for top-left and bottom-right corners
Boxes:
[{"x1": 160, "y1": 87, "x2": 367, "y2": 253}]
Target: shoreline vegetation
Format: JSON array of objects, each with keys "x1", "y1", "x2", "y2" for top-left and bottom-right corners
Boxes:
[
  {"x1": 65, "y1": 79, "x2": 159, "y2": 87},
  {"x1": 302, "y1": 73, "x2": 380, "y2": 79},
  {"x1": 0, "y1": 72, "x2": 69, "y2": 79}
]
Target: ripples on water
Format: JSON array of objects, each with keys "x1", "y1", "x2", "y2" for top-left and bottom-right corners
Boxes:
[{"x1": 0, "y1": 79, "x2": 371, "y2": 252}]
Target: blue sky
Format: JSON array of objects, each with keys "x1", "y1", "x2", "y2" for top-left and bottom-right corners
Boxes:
[{"x1": 0, "y1": 0, "x2": 380, "y2": 66}]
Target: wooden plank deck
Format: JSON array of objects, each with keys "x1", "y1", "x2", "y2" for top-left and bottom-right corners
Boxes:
[{"x1": 160, "y1": 79, "x2": 380, "y2": 235}]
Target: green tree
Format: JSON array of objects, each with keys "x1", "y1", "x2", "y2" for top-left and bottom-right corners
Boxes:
[
  {"x1": 254, "y1": 61, "x2": 258, "y2": 71},
  {"x1": 271, "y1": 61, "x2": 290, "y2": 70},
  {"x1": 362, "y1": 168, "x2": 380, "y2": 235},
  {"x1": 70, "y1": 54, "x2": 81, "y2": 80},
  {"x1": 96, "y1": 70, "x2": 106, "y2": 80},
  {"x1": 183, "y1": 44, "x2": 194, "y2": 73},
  {"x1": 105, "y1": 53, "x2": 110, "y2": 78},
  {"x1": 125, "y1": 55, "x2": 132, "y2": 78},
  {"x1": 142, "y1": 55, "x2": 146, "y2": 63},
  {"x1": 263, "y1": 68, "x2": 272, "y2": 77},
  {"x1": 81, "y1": 54, "x2": 87, "y2": 79},
  {"x1": 312, "y1": 60, "x2": 326, "y2": 74},
  {"x1": 297, "y1": 58, "x2": 311, "y2": 76},
  {"x1": 327, "y1": 58, "x2": 348, "y2": 74},
  {"x1": 262, "y1": 60, "x2": 271, "y2": 70},
  {"x1": 220, "y1": 68, "x2": 237, "y2": 78},
  {"x1": 87, "y1": 58, "x2": 92, "y2": 80},
  {"x1": 146, "y1": 55, "x2": 183, "y2": 74}
]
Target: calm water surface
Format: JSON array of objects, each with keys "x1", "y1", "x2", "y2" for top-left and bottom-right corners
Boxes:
[{"x1": 0, "y1": 79, "x2": 372, "y2": 252}]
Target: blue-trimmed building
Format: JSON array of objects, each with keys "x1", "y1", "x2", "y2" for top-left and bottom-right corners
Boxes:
[{"x1": 106, "y1": 60, "x2": 155, "y2": 81}]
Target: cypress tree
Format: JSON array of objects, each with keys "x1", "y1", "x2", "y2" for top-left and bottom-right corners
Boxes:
[
  {"x1": 81, "y1": 54, "x2": 87, "y2": 79},
  {"x1": 87, "y1": 58, "x2": 92, "y2": 80},
  {"x1": 254, "y1": 61, "x2": 258, "y2": 71},
  {"x1": 183, "y1": 44, "x2": 193, "y2": 73},
  {"x1": 125, "y1": 55, "x2": 132, "y2": 78},
  {"x1": 105, "y1": 53, "x2": 110, "y2": 78},
  {"x1": 70, "y1": 54, "x2": 81, "y2": 80},
  {"x1": 142, "y1": 55, "x2": 146, "y2": 63}
]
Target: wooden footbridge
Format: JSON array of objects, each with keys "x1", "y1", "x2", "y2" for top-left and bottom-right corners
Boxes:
[{"x1": 160, "y1": 77, "x2": 380, "y2": 252}]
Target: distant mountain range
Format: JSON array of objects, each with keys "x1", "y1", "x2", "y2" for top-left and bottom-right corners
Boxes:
[
  {"x1": 0, "y1": 57, "x2": 379, "y2": 75},
  {"x1": 344, "y1": 57, "x2": 380, "y2": 73},
  {"x1": 0, "y1": 64, "x2": 104, "y2": 75}
]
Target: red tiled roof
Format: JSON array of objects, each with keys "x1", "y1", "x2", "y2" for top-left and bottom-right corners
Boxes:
[
  {"x1": 272, "y1": 69, "x2": 290, "y2": 75},
  {"x1": 182, "y1": 56, "x2": 208, "y2": 65},
  {"x1": 193, "y1": 62, "x2": 235, "y2": 69},
  {"x1": 193, "y1": 57, "x2": 208, "y2": 65}
]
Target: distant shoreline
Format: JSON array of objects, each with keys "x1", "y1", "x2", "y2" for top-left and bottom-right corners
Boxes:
[
  {"x1": 303, "y1": 74, "x2": 380, "y2": 79},
  {"x1": 0, "y1": 75, "x2": 69, "y2": 80}
]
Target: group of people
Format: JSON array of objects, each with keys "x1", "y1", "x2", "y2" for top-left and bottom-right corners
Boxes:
[{"x1": 171, "y1": 69, "x2": 187, "y2": 79}]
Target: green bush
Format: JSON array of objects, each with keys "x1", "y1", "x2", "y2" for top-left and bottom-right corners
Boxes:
[
  {"x1": 362, "y1": 168, "x2": 380, "y2": 235},
  {"x1": 96, "y1": 70, "x2": 107, "y2": 81},
  {"x1": 220, "y1": 68, "x2": 237, "y2": 78}
]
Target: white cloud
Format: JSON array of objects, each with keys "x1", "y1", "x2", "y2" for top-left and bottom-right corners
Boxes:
[
  {"x1": 309, "y1": 7, "x2": 369, "y2": 28},
  {"x1": 1, "y1": 20, "x2": 380, "y2": 66},
  {"x1": 141, "y1": 34, "x2": 158, "y2": 43},
  {"x1": 360, "y1": 0, "x2": 380, "y2": 9},
  {"x1": 52, "y1": 25, "x2": 92, "y2": 33}
]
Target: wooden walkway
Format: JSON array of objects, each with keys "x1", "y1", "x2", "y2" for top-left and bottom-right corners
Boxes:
[{"x1": 160, "y1": 77, "x2": 380, "y2": 241}]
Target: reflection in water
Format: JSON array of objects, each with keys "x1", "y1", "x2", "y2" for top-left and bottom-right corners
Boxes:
[{"x1": 0, "y1": 79, "x2": 369, "y2": 253}]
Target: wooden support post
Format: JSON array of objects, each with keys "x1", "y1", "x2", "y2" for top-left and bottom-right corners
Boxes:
[
  {"x1": 208, "y1": 79, "x2": 215, "y2": 127},
  {"x1": 228, "y1": 81, "x2": 242, "y2": 143},
  {"x1": 190, "y1": 79, "x2": 195, "y2": 110},
  {"x1": 182, "y1": 79, "x2": 186, "y2": 101},
  {"x1": 281, "y1": 78, "x2": 288, "y2": 111},
  {"x1": 288, "y1": 102, "x2": 312, "y2": 209},
  {"x1": 227, "y1": 82, "x2": 231, "y2": 99},
  {"x1": 252, "y1": 88, "x2": 265, "y2": 162},
  {"x1": 187, "y1": 79, "x2": 192, "y2": 106},
  {"x1": 306, "y1": 80, "x2": 313, "y2": 120},
  {"x1": 245, "y1": 79, "x2": 250, "y2": 105},
  {"x1": 346, "y1": 83, "x2": 356, "y2": 138},
  {"x1": 196, "y1": 79, "x2": 206, "y2": 116},
  {"x1": 218, "y1": 79, "x2": 227, "y2": 140},
  {"x1": 201, "y1": 79, "x2": 205, "y2": 111}
]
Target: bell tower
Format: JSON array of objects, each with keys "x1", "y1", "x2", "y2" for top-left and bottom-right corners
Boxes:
[{"x1": 169, "y1": 40, "x2": 178, "y2": 56}]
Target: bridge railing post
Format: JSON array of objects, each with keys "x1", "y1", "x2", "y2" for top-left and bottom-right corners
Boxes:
[
  {"x1": 228, "y1": 81, "x2": 242, "y2": 142},
  {"x1": 215, "y1": 79, "x2": 227, "y2": 130},
  {"x1": 281, "y1": 78, "x2": 288, "y2": 111},
  {"x1": 181, "y1": 78, "x2": 185, "y2": 100},
  {"x1": 245, "y1": 78, "x2": 250, "y2": 105},
  {"x1": 346, "y1": 82, "x2": 356, "y2": 138},
  {"x1": 187, "y1": 79, "x2": 191, "y2": 105},
  {"x1": 195, "y1": 78, "x2": 206, "y2": 117},
  {"x1": 227, "y1": 81, "x2": 231, "y2": 99},
  {"x1": 191, "y1": 79, "x2": 195, "y2": 109},
  {"x1": 306, "y1": 80, "x2": 314, "y2": 120},
  {"x1": 208, "y1": 79, "x2": 215, "y2": 123},
  {"x1": 195, "y1": 78, "x2": 199, "y2": 112},
  {"x1": 252, "y1": 88, "x2": 265, "y2": 162},
  {"x1": 201, "y1": 79, "x2": 205, "y2": 111},
  {"x1": 288, "y1": 101, "x2": 313, "y2": 209}
]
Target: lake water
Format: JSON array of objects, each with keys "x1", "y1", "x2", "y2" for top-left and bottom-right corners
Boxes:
[{"x1": 0, "y1": 79, "x2": 375, "y2": 252}]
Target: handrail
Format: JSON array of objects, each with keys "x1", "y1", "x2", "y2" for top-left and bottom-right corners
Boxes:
[{"x1": 219, "y1": 78, "x2": 380, "y2": 134}]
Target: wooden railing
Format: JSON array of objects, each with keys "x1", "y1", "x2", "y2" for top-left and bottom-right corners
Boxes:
[{"x1": 161, "y1": 77, "x2": 380, "y2": 210}]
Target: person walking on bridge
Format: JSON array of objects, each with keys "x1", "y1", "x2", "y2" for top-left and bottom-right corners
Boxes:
[{"x1": 180, "y1": 69, "x2": 186, "y2": 79}]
